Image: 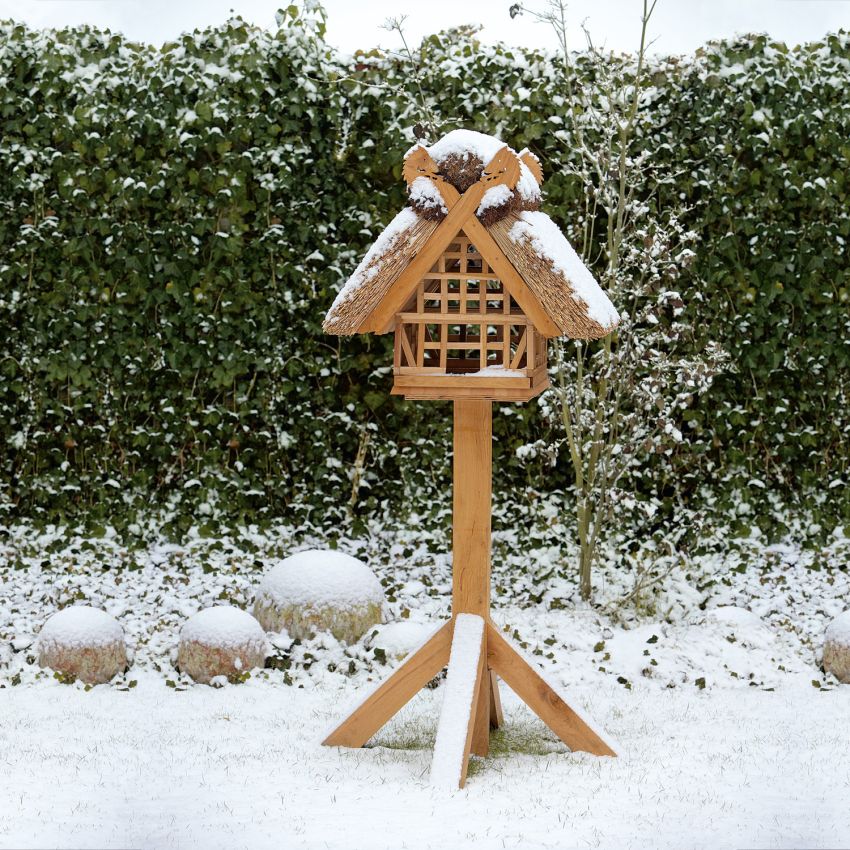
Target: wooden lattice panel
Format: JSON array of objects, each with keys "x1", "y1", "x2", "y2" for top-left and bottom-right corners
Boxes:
[
  {"x1": 391, "y1": 231, "x2": 549, "y2": 400},
  {"x1": 394, "y1": 232, "x2": 546, "y2": 377}
]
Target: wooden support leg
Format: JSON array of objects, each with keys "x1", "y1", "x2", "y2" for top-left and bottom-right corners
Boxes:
[
  {"x1": 430, "y1": 614, "x2": 486, "y2": 789},
  {"x1": 486, "y1": 622, "x2": 616, "y2": 757},
  {"x1": 488, "y1": 670, "x2": 503, "y2": 729},
  {"x1": 471, "y1": 663, "x2": 491, "y2": 757},
  {"x1": 323, "y1": 620, "x2": 453, "y2": 748}
]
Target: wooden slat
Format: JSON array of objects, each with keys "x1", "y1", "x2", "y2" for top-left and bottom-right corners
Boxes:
[
  {"x1": 471, "y1": 659, "x2": 491, "y2": 757},
  {"x1": 463, "y1": 216, "x2": 560, "y2": 338},
  {"x1": 430, "y1": 614, "x2": 486, "y2": 789},
  {"x1": 486, "y1": 623, "x2": 616, "y2": 757},
  {"x1": 439, "y1": 322, "x2": 447, "y2": 370},
  {"x1": 479, "y1": 324, "x2": 487, "y2": 371},
  {"x1": 425, "y1": 272, "x2": 494, "y2": 281},
  {"x1": 323, "y1": 620, "x2": 453, "y2": 748},
  {"x1": 393, "y1": 373, "x2": 532, "y2": 389},
  {"x1": 399, "y1": 325, "x2": 416, "y2": 367},
  {"x1": 397, "y1": 312, "x2": 521, "y2": 325},
  {"x1": 510, "y1": 327, "x2": 527, "y2": 369},
  {"x1": 392, "y1": 384, "x2": 548, "y2": 402},
  {"x1": 489, "y1": 670, "x2": 504, "y2": 729}
]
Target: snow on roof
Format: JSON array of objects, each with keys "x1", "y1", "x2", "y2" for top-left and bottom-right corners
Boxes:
[
  {"x1": 255, "y1": 549, "x2": 385, "y2": 612},
  {"x1": 477, "y1": 183, "x2": 513, "y2": 216},
  {"x1": 427, "y1": 128, "x2": 507, "y2": 165},
  {"x1": 409, "y1": 176, "x2": 447, "y2": 215},
  {"x1": 39, "y1": 606, "x2": 123, "y2": 649},
  {"x1": 324, "y1": 208, "x2": 439, "y2": 333},
  {"x1": 180, "y1": 605, "x2": 267, "y2": 649},
  {"x1": 328, "y1": 207, "x2": 419, "y2": 317},
  {"x1": 516, "y1": 158, "x2": 542, "y2": 204},
  {"x1": 324, "y1": 129, "x2": 618, "y2": 339},
  {"x1": 508, "y1": 211, "x2": 620, "y2": 329}
]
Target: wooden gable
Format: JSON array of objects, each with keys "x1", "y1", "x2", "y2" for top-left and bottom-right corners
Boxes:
[{"x1": 360, "y1": 147, "x2": 560, "y2": 338}]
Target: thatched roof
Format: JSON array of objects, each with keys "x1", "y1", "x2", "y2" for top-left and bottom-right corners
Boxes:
[
  {"x1": 488, "y1": 211, "x2": 619, "y2": 339},
  {"x1": 324, "y1": 130, "x2": 619, "y2": 340}
]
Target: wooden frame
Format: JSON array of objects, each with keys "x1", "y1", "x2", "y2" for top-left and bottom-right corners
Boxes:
[
  {"x1": 323, "y1": 400, "x2": 615, "y2": 788},
  {"x1": 389, "y1": 229, "x2": 549, "y2": 401}
]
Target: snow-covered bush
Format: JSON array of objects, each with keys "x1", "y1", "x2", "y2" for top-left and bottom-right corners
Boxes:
[
  {"x1": 253, "y1": 550, "x2": 385, "y2": 644},
  {"x1": 38, "y1": 606, "x2": 127, "y2": 684},
  {"x1": 177, "y1": 606, "x2": 268, "y2": 684},
  {"x1": 823, "y1": 611, "x2": 850, "y2": 684}
]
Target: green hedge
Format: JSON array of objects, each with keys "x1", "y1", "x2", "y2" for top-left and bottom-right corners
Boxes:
[{"x1": 0, "y1": 10, "x2": 847, "y2": 535}]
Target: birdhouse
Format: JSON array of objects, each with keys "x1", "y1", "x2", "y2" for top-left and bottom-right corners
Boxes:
[
  {"x1": 324, "y1": 129, "x2": 619, "y2": 401},
  {"x1": 322, "y1": 130, "x2": 619, "y2": 789}
]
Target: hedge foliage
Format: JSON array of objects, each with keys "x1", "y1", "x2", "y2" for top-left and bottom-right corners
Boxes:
[{"x1": 0, "y1": 7, "x2": 848, "y2": 535}]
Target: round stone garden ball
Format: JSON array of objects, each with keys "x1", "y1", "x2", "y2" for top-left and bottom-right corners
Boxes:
[
  {"x1": 178, "y1": 606, "x2": 269, "y2": 684},
  {"x1": 823, "y1": 610, "x2": 850, "y2": 684},
  {"x1": 38, "y1": 606, "x2": 127, "y2": 684},
  {"x1": 253, "y1": 549, "x2": 385, "y2": 644}
]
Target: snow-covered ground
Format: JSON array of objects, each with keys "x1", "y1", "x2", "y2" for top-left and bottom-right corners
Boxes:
[
  {"x1": 1, "y1": 520, "x2": 848, "y2": 848},
  {"x1": 2, "y1": 672, "x2": 848, "y2": 849}
]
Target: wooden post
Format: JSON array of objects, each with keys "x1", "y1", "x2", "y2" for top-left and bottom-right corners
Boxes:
[
  {"x1": 452, "y1": 399, "x2": 492, "y2": 617},
  {"x1": 451, "y1": 399, "x2": 493, "y2": 762}
]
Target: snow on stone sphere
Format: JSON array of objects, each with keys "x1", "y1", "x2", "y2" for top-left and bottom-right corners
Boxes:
[
  {"x1": 178, "y1": 605, "x2": 268, "y2": 685},
  {"x1": 366, "y1": 620, "x2": 437, "y2": 661},
  {"x1": 38, "y1": 605, "x2": 127, "y2": 684},
  {"x1": 823, "y1": 610, "x2": 850, "y2": 684},
  {"x1": 253, "y1": 549, "x2": 385, "y2": 644}
]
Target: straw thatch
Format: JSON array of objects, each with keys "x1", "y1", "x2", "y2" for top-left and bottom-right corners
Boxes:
[
  {"x1": 409, "y1": 151, "x2": 540, "y2": 226},
  {"x1": 487, "y1": 216, "x2": 616, "y2": 340},
  {"x1": 323, "y1": 130, "x2": 619, "y2": 340},
  {"x1": 323, "y1": 213, "x2": 439, "y2": 335}
]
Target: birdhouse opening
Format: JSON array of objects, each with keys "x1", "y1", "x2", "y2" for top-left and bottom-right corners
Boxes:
[{"x1": 391, "y1": 231, "x2": 549, "y2": 401}]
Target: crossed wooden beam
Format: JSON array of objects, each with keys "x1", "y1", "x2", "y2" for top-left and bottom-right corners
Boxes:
[{"x1": 323, "y1": 146, "x2": 615, "y2": 788}]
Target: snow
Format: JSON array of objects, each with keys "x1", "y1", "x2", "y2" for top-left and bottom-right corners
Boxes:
[
  {"x1": 427, "y1": 129, "x2": 506, "y2": 165},
  {"x1": 508, "y1": 211, "x2": 620, "y2": 327},
  {"x1": 476, "y1": 183, "x2": 513, "y2": 215},
  {"x1": 1, "y1": 673, "x2": 848, "y2": 849},
  {"x1": 255, "y1": 549, "x2": 384, "y2": 611},
  {"x1": 1, "y1": 521, "x2": 850, "y2": 844},
  {"x1": 327, "y1": 207, "x2": 419, "y2": 317},
  {"x1": 430, "y1": 613, "x2": 485, "y2": 788},
  {"x1": 409, "y1": 176, "x2": 447, "y2": 214},
  {"x1": 38, "y1": 605, "x2": 123, "y2": 650},
  {"x1": 366, "y1": 619, "x2": 437, "y2": 660},
  {"x1": 825, "y1": 610, "x2": 850, "y2": 647},
  {"x1": 462, "y1": 365, "x2": 525, "y2": 378},
  {"x1": 180, "y1": 605, "x2": 266, "y2": 649},
  {"x1": 515, "y1": 159, "x2": 542, "y2": 203}
]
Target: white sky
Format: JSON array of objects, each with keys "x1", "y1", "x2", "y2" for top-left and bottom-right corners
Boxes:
[{"x1": 1, "y1": 0, "x2": 848, "y2": 56}]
